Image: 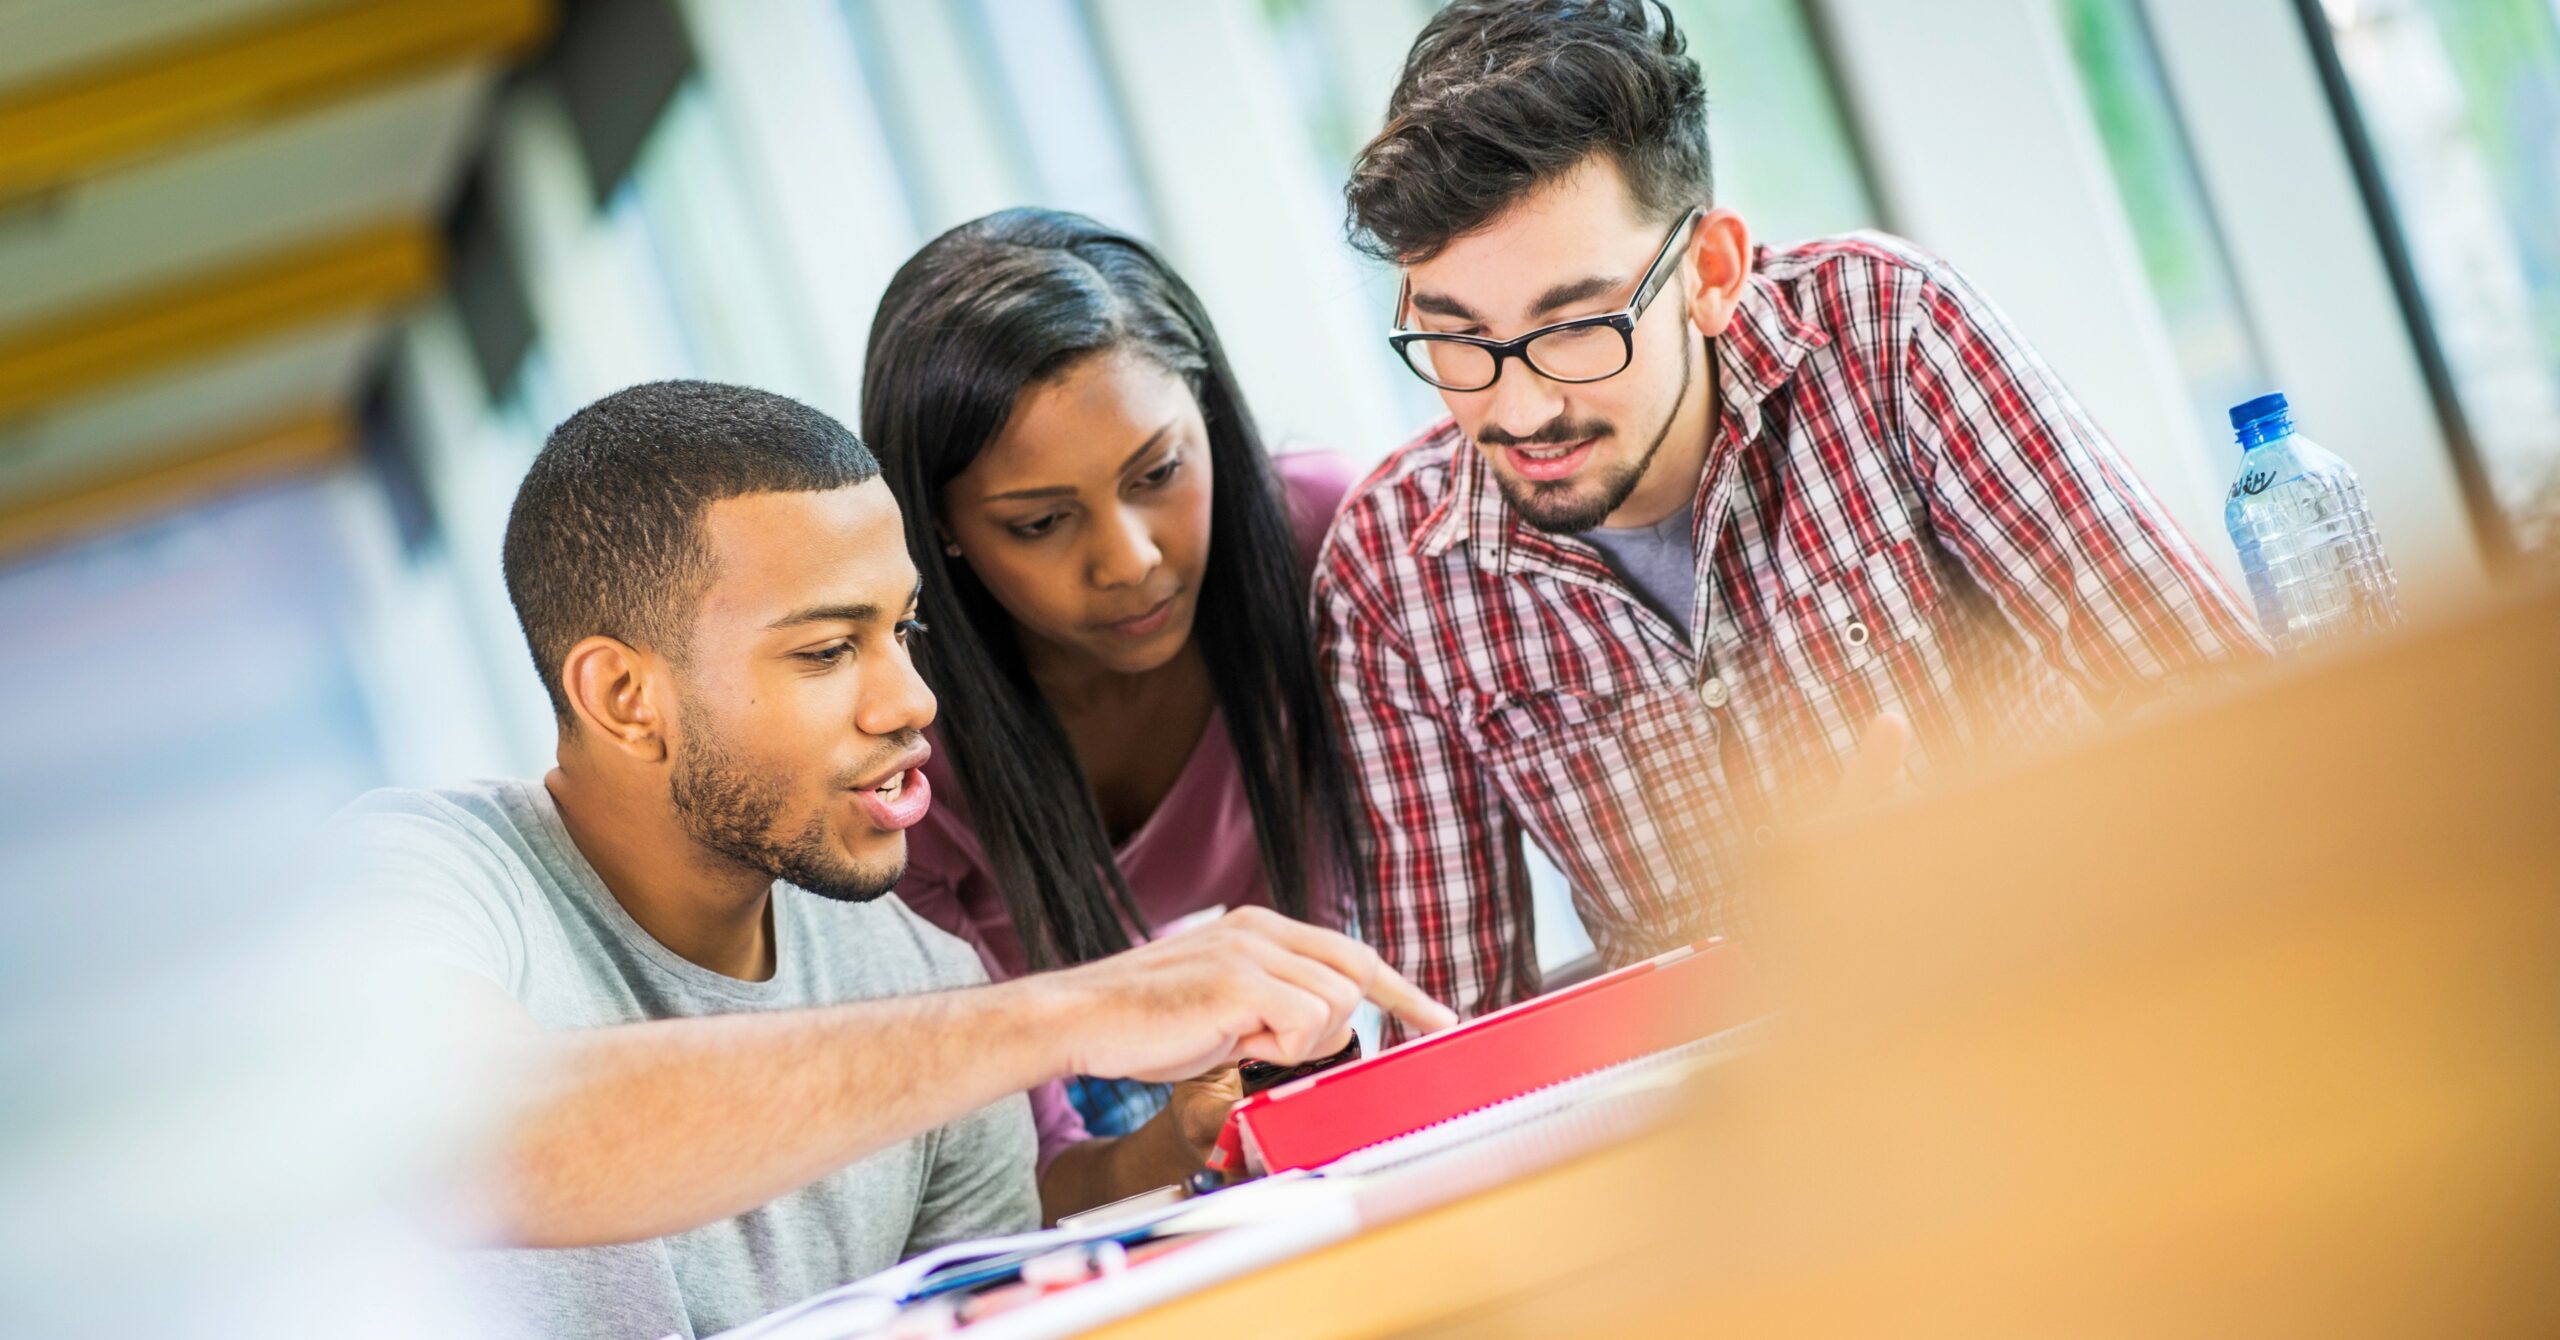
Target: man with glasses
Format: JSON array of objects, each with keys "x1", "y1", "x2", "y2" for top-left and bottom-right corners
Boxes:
[{"x1": 1315, "y1": 0, "x2": 2266, "y2": 1033}]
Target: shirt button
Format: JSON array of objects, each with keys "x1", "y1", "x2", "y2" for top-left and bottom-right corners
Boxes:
[
  {"x1": 1843, "y1": 620, "x2": 1871, "y2": 649},
  {"x1": 1752, "y1": 824, "x2": 1776, "y2": 848},
  {"x1": 1697, "y1": 676, "x2": 1731, "y2": 710}
]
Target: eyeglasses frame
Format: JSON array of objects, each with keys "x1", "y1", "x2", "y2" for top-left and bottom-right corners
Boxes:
[{"x1": 1386, "y1": 208, "x2": 1704, "y2": 393}]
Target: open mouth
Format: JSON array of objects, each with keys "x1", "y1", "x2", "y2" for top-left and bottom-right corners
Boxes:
[
  {"x1": 851, "y1": 765, "x2": 932, "y2": 831},
  {"x1": 1505, "y1": 437, "x2": 1598, "y2": 483},
  {"x1": 849, "y1": 745, "x2": 934, "y2": 831}
]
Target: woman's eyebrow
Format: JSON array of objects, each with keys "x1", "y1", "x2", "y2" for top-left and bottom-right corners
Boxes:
[
  {"x1": 980, "y1": 426, "x2": 1174, "y2": 502},
  {"x1": 1114, "y1": 425, "x2": 1176, "y2": 474},
  {"x1": 980, "y1": 483, "x2": 1073, "y2": 503}
]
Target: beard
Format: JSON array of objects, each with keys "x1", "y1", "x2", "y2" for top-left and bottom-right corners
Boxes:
[
  {"x1": 667, "y1": 696, "x2": 903, "y2": 904},
  {"x1": 1483, "y1": 326, "x2": 1699, "y2": 534}
]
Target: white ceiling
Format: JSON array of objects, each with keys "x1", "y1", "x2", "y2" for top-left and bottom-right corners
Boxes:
[
  {"x1": 0, "y1": 2, "x2": 514, "y2": 525},
  {"x1": 0, "y1": 65, "x2": 491, "y2": 328},
  {"x1": 0, "y1": 0, "x2": 339, "y2": 96},
  {"x1": 0, "y1": 317, "x2": 378, "y2": 507}
]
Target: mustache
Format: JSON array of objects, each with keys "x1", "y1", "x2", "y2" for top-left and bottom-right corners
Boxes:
[
  {"x1": 1475, "y1": 416, "x2": 1613, "y2": 449},
  {"x1": 838, "y1": 729, "x2": 928, "y2": 788}
]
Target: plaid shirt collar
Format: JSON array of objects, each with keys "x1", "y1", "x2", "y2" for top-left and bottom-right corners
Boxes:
[{"x1": 1413, "y1": 262, "x2": 1835, "y2": 578}]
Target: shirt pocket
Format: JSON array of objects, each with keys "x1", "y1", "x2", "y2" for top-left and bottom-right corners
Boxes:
[
  {"x1": 1772, "y1": 539, "x2": 1954, "y2": 746},
  {"x1": 1462, "y1": 688, "x2": 1654, "y2": 850},
  {"x1": 1464, "y1": 687, "x2": 1622, "y2": 760}
]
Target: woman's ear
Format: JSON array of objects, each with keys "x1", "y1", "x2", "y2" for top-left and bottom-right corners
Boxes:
[
  {"x1": 560, "y1": 635, "x2": 672, "y2": 762},
  {"x1": 1685, "y1": 208, "x2": 1754, "y2": 340}
]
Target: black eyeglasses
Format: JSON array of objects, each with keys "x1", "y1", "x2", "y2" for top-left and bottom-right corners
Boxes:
[{"x1": 1388, "y1": 209, "x2": 1701, "y2": 393}]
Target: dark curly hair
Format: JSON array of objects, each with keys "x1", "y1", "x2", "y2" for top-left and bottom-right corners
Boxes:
[{"x1": 1346, "y1": 0, "x2": 1713, "y2": 262}]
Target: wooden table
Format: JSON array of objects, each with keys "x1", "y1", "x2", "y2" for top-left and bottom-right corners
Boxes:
[{"x1": 1081, "y1": 578, "x2": 2560, "y2": 1339}]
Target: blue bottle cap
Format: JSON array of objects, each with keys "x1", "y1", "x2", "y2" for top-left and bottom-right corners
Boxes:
[
  {"x1": 2229, "y1": 392, "x2": 2292, "y2": 448},
  {"x1": 2229, "y1": 392, "x2": 2288, "y2": 431}
]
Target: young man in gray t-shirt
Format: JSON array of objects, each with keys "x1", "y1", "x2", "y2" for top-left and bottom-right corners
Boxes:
[{"x1": 338, "y1": 382, "x2": 1450, "y2": 1340}]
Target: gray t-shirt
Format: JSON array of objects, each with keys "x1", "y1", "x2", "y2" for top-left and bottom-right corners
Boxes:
[
  {"x1": 334, "y1": 779, "x2": 1038, "y2": 1340},
  {"x1": 1582, "y1": 500, "x2": 1700, "y2": 638}
]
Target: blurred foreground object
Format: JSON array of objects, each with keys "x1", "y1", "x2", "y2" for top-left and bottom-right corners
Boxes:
[
  {"x1": 1084, "y1": 574, "x2": 2560, "y2": 1338},
  {"x1": 0, "y1": 864, "x2": 503, "y2": 1338}
]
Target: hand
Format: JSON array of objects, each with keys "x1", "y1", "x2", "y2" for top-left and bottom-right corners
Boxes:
[
  {"x1": 1168, "y1": 1067, "x2": 1244, "y2": 1162},
  {"x1": 1047, "y1": 906, "x2": 1454, "y2": 1084}
]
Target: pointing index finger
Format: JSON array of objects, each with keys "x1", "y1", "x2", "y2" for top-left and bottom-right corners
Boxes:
[
  {"x1": 1363, "y1": 962, "x2": 1458, "y2": 1036},
  {"x1": 1241, "y1": 914, "x2": 1459, "y2": 1037}
]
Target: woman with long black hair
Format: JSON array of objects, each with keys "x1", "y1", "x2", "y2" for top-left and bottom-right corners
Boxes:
[{"x1": 861, "y1": 208, "x2": 1371, "y2": 1219}]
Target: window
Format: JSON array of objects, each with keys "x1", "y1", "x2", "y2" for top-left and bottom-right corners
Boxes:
[
  {"x1": 962, "y1": 0, "x2": 1158, "y2": 238},
  {"x1": 1248, "y1": 0, "x2": 1450, "y2": 437},
  {"x1": 625, "y1": 81, "x2": 827, "y2": 406},
  {"x1": 1665, "y1": 0, "x2": 1880, "y2": 242},
  {"x1": 2318, "y1": 0, "x2": 2560, "y2": 560},
  {"x1": 2060, "y1": 0, "x2": 2275, "y2": 455}
]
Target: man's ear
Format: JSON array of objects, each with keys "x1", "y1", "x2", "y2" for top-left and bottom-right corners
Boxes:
[
  {"x1": 1684, "y1": 208, "x2": 1754, "y2": 340},
  {"x1": 560, "y1": 635, "x2": 673, "y2": 762}
]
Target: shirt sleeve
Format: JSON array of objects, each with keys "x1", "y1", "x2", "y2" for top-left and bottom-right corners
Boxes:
[
  {"x1": 325, "y1": 792, "x2": 528, "y2": 996},
  {"x1": 1900, "y1": 258, "x2": 2269, "y2": 709},
  {"x1": 1314, "y1": 551, "x2": 1538, "y2": 1043}
]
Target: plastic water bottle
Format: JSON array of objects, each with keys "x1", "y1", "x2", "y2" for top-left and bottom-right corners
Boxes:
[{"x1": 2222, "y1": 392, "x2": 2401, "y2": 653}]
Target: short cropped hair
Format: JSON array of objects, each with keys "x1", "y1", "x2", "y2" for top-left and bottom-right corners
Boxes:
[
  {"x1": 1346, "y1": 0, "x2": 1713, "y2": 262},
  {"x1": 501, "y1": 379, "x2": 879, "y2": 722}
]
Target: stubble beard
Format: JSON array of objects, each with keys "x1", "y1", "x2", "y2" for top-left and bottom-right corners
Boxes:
[
  {"x1": 1496, "y1": 329, "x2": 1700, "y2": 535},
  {"x1": 667, "y1": 696, "x2": 902, "y2": 904}
]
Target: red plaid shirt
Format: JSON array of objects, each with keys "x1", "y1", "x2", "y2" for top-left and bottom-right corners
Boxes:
[{"x1": 1314, "y1": 234, "x2": 2266, "y2": 1030}]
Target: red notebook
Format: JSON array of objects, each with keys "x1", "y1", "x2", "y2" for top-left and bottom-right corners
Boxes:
[{"x1": 1213, "y1": 940, "x2": 1751, "y2": 1176}]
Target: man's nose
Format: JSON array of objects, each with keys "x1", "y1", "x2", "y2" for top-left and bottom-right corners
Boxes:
[
  {"x1": 1476, "y1": 361, "x2": 1568, "y2": 443},
  {"x1": 857, "y1": 643, "x2": 937, "y2": 739},
  {"x1": 1087, "y1": 506, "x2": 1161, "y2": 591}
]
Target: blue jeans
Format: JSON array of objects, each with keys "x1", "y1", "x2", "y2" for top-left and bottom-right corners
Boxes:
[{"x1": 1063, "y1": 1074, "x2": 1170, "y2": 1139}]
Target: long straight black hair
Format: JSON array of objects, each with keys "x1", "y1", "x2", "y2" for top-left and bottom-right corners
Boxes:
[{"x1": 861, "y1": 207, "x2": 1368, "y2": 969}]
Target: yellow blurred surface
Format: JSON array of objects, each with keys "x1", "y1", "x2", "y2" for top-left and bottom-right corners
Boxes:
[
  {"x1": 1093, "y1": 578, "x2": 2560, "y2": 1338},
  {"x1": 0, "y1": 0, "x2": 546, "y2": 204}
]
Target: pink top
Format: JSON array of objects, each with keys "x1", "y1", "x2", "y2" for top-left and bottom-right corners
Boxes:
[{"x1": 896, "y1": 451, "x2": 1363, "y2": 1168}]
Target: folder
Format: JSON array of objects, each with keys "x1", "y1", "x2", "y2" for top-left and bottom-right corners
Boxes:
[{"x1": 1215, "y1": 940, "x2": 1751, "y2": 1176}]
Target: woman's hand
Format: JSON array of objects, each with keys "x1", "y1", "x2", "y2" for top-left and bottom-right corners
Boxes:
[{"x1": 1168, "y1": 1066, "x2": 1244, "y2": 1161}]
